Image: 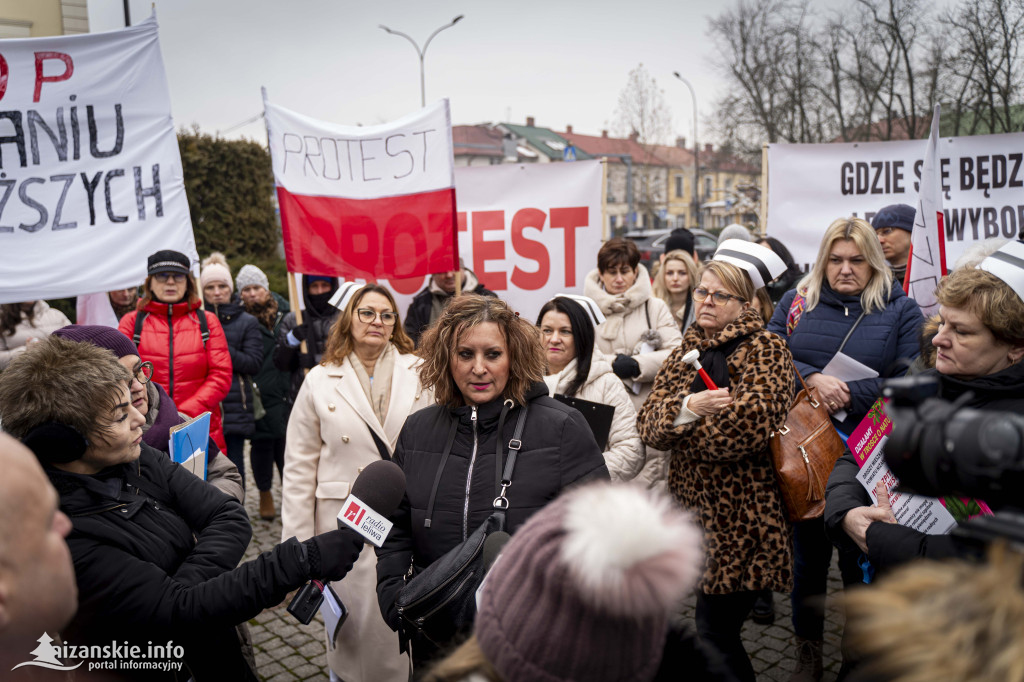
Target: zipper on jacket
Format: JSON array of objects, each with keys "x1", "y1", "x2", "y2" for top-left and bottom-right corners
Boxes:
[
  {"x1": 462, "y1": 406, "x2": 479, "y2": 541},
  {"x1": 844, "y1": 305, "x2": 849, "y2": 317},
  {"x1": 167, "y1": 305, "x2": 175, "y2": 398}
]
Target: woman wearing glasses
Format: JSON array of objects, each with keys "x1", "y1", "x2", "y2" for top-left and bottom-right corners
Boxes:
[
  {"x1": 638, "y1": 240, "x2": 794, "y2": 682},
  {"x1": 282, "y1": 283, "x2": 433, "y2": 682},
  {"x1": 119, "y1": 250, "x2": 233, "y2": 453}
]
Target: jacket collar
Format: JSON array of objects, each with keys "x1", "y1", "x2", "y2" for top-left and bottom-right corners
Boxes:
[
  {"x1": 686, "y1": 308, "x2": 764, "y2": 351},
  {"x1": 583, "y1": 264, "x2": 654, "y2": 316},
  {"x1": 931, "y1": 363, "x2": 1024, "y2": 406},
  {"x1": 143, "y1": 298, "x2": 201, "y2": 317}
]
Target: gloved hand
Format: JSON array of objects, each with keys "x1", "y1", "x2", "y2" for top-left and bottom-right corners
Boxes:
[
  {"x1": 612, "y1": 354, "x2": 640, "y2": 379},
  {"x1": 303, "y1": 529, "x2": 364, "y2": 582},
  {"x1": 286, "y1": 323, "x2": 309, "y2": 348}
]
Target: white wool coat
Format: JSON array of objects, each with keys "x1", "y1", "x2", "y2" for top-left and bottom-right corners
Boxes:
[
  {"x1": 0, "y1": 300, "x2": 71, "y2": 369},
  {"x1": 281, "y1": 348, "x2": 433, "y2": 682},
  {"x1": 543, "y1": 351, "x2": 643, "y2": 482}
]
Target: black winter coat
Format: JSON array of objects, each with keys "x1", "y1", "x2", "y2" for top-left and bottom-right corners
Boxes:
[
  {"x1": 253, "y1": 295, "x2": 292, "y2": 440},
  {"x1": 403, "y1": 282, "x2": 497, "y2": 347},
  {"x1": 824, "y1": 364, "x2": 1024, "y2": 574},
  {"x1": 273, "y1": 278, "x2": 340, "y2": 401},
  {"x1": 210, "y1": 298, "x2": 263, "y2": 437},
  {"x1": 375, "y1": 381, "x2": 609, "y2": 629},
  {"x1": 50, "y1": 445, "x2": 313, "y2": 680}
]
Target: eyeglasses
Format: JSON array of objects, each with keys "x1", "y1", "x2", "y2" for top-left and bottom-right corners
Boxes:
[
  {"x1": 132, "y1": 361, "x2": 154, "y2": 384},
  {"x1": 356, "y1": 308, "x2": 397, "y2": 326},
  {"x1": 692, "y1": 288, "x2": 746, "y2": 305},
  {"x1": 153, "y1": 273, "x2": 187, "y2": 283}
]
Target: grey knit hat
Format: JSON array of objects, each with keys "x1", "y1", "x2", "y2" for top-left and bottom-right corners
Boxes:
[
  {"x1": 235, "y1": 264, "x2": 270, "y2": 292},
  {"x1": 717, "y1": 224, "x2": 754, "y2": 246}
]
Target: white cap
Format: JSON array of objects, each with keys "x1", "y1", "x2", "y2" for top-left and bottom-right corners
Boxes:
[
  {"x1": 329, "y1": 281, "x2": 365, "y2": 312},
  {"x1": 978, "y1": 240, "x2": 1024, "y2": 304},
  {"x1": 554, "y1": 293, "x2": 606, "y2": 326},
  {"x1": 712, "y1": 239, "x2": 787, "y2": 290}
]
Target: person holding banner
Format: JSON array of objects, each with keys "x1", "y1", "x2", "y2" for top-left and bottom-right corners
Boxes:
[
  {"x1": 118, "y1": 250, "x2": 233, "y2": 453},
  {"x1": 537, "y1": 295, "x2": 643, "y2": 482},
  {"x1": 637, "y1": 242, "x2": 794, "y2": 682},
  {"x1": 0, "y1": 301, "x2": 71, "y2": 370},
  {"x1": 282, "y1": 282, "x2": 432, "y2": 682},
  {"x1": 766, "y1": 218, "x2": 923, "y2": 681},
  {"x1": 274, "y1": 275, "x2": 340, "y2": 400}
]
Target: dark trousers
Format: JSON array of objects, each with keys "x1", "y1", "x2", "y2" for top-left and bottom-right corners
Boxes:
[
  {"x1": 251, "y1": 437, "x2": 285, "y2": 491},
  {"x1": 791, "y1": 517, "x2": 864, "y2": 640},
  {"x1": 225, "y1": 434, "x2": 247, "y2": 491},
  {"x1": 695, "y1": 590, "x2": 758, "y2": 682}
]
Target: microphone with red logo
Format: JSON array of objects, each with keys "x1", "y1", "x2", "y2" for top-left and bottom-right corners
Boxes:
[{"x1": 288, "y1": 460, "x2": 407, "y2": 624}]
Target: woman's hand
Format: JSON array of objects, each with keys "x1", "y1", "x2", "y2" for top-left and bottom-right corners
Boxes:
[
  {"x1": 686, "y1": 389, "x2": 733, "y2": 417},
  {"x1": 841, "y1": 482, "x2": 897, "y2": 553},
  {"x1": 806, "y1": 373, "x2": 850, "y2": 414}
]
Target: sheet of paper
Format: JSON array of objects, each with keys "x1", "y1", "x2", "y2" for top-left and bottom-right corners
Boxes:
[
  {"x1": 822, "y1": 352, "x2": 878, "y2": 421},
  {"x1": 320, "y1": 584, "x2": 346, "y2": 649}
]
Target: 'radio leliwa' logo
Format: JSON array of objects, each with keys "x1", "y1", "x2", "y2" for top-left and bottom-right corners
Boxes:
[{"x1": 11, "y1": 633, "x2": 185, "y2": 674}]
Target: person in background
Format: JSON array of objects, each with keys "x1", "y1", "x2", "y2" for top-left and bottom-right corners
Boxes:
[
  {"x1": 275, "y1": 275, "x2": 340, "y2": 401},
  {"x1": 237, "y1": 264, "x2": 292, "y2": 520},
  {"x1": 201, "y1": 253, "x2": 263, "y2": 493},
  {"x1": 716, "y1": 224, "x2": 754, "y2": 246},
  {"x1": 0, "y1": 300, "x2": 71, "y2": 370},
  {"x1": 283, "y1": 283, "x2": 432, "y2": 682},
  {"x1": 662, "y1": 227, "x2": 699, "y2": 264},
  {"x1": 537, "y1": 295, "x2": 643, "y2": 482},
  {"x1": 653, "y1": 248, "x2": 699, "y2": 332},
  {"x1": 108, "y1": 287, "x2": 139, "y2": 320},
  {"x1": 871, "y1": 204, "x2": 915, "y2": 287},
  {"x1": 0, "y1": 432, "x2": 78, "y2": 671},
  {"x1": 404, "y1": 262, "x2": 497, "y2": 347},
  {"x1": 52, "y1": 324, "x2": 244, "y2": 502},
  {"x1": 757, "y1": 236, "x2": 804, "y2": 306},
  {"x1": 119, "y1": 249, "x2": 233, "y2": 453}
]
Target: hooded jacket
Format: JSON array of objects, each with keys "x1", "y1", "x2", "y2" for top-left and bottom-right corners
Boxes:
[
  {"x1": 375, "y1": 382, "x2": 609, "y2": 630},
  {"x1": 252, "y1": 293, "x2": 292, "y2": 440},
  {"x1": 274, "y1": 276, "x2": 340, "y2": 401},
  {"x1": 543, "y1": 350, "x2": 643, "y2": 482},
  {"x1": 0, "y1": 300, "x2": 71, "y2": 369},
  {"x1": 119, "y1": 299, "x2": 233, "y2": 452},
  {"x1": 404, "y1": 270, "x2": 497, "y2": 347},
  {"x1": 209, "y1": 298, "x2": 263, "y2": 437}
]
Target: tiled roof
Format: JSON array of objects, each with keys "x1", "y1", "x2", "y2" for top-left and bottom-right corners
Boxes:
[
  {"x1": 452, "y1": 125, "x2": 504, "y2": 158},
  {"x1": 558, "y1": 130, "x2": 668, "y2": 166},
  {"x1": 502, "y1": 124, "x2": 593, "y2": 161}
]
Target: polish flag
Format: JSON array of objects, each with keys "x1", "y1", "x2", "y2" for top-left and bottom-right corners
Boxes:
[
  {"x1": 905, "y1": 104, "x2": 947, "y2": 314},
  {"x1": 264, "y1": 92, "x2": 457, "y2": 280}
]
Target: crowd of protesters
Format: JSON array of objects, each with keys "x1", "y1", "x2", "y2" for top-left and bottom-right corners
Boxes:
[{"x1": 2, "y1": 207, "x2": 1024, "y2": 682}]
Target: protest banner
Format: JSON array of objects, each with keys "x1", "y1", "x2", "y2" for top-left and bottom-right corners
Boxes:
[
  {"x1": 264, "y1": 94, "x2": 458, "y2": 281},
  {"x1": 0, "y1": 16, "x2": 198, "y2": 304},
  {"x1": 905, "y1": 105, "x2": 947, "y2": 314},
  {"x1": 766, "y1": 131, "x2": 1024, "y2": 272}
]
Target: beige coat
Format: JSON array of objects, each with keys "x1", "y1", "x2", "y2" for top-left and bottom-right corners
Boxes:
[
  {"x1": 543, "y1": 351, "x2": 643, "y2": 482},
  {"x1": 281, "y1": 347, "x2": 433, "y2": 682},
  {"x1": 0, "y1": 301, "x2": 71, "y2": 369}
]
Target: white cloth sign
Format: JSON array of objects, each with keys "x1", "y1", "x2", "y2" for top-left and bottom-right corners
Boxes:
[
  {"x1": 766, "y1": 132, "x2": 1024, "y2": 272},
  {"x1": 907, "y1": 106, "x2": 947, "y2": 314},
  {"x1": 0, "y1": 15, "x2": 197, "y2": 304}
]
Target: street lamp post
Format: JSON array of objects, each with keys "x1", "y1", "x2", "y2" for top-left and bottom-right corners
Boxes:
[
  {"x1": 673, "y1": 72, "x2": 701, "y2": 229},
  {"x1": 380, "y1": 16, "x2": 464, "y2": 108}
]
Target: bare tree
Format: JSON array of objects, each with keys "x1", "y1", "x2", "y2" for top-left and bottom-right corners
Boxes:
[{"x1": 613, "y1": 64, "x2": 672, "y2": 227}]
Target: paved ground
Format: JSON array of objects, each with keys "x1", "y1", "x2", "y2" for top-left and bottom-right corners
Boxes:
[{"x1": 240, "y1": 463, "x2": 847, "y2": 681}]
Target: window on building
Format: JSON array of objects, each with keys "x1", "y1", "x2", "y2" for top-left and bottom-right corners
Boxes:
[
  {"x1": 675, "y1": 176, "x2": 683, "y2": 198},
  {"x1": 704, "y1": 177, "x2": 712, "y2": 199},
  {"x1": 725, "y1": 178, "x2": 733, "y2": 191},
  {"x1": 609, "y1": 215, "x2": 617, "y2": 229}
]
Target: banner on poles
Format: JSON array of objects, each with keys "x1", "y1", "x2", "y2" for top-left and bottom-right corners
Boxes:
[
  {"x1": 906, "y1": 105, "x2": 947, "y2": 314},
  {"x1": 264, "y1": 95, "x2": 457, "y2": 280},
  {"x1": 0, "y1": 16, "x2": 198, "y2": 304},
  {"x1": 766, "y1": 131, "x2": 1024, "y2": 272}
]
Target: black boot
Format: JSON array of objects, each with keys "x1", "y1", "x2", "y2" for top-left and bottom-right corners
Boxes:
[{"x1": 751, "y1": 590, "x2": 775, "y2": 625}]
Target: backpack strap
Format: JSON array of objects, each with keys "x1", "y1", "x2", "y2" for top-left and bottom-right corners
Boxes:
[
  {"x1": 197, "y1": 309, "x2": 210, "y2": 348},
  {"x1": 423, "y1": 419, "x2": 459, "y2": 529},
  {"x1": 132, "y1": 310, "x2": 149, "y2": 346}
]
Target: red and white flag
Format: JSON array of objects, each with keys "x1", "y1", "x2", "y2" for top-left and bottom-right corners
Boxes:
[
  {"x1": 905, "y1": 104, "x2": 947, "y2": 314},
  {"x1": 264, "y1": 93, "x2": 457, "y2": 279}
]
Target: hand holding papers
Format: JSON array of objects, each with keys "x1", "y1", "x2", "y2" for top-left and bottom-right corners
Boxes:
[{"x1": 822, "y1": 352, "x2": 878, "y2": 422}]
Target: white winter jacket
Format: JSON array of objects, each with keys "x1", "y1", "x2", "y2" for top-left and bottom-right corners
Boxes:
[{"x1": 0, "y1": 300, "x2": 71, "y2": 369}]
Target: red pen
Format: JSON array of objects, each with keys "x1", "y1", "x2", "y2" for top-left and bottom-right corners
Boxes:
[{"x1": 682, "y1": 349, "x2": 719, "y2": 390}]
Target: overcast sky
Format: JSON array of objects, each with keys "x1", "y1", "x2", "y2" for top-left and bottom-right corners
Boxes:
[{"x1": 87, "y1": 0, "x2": 733, "y2": 145}]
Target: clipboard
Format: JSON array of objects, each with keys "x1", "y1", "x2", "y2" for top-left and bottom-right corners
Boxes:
[
  {"x1": 553, "y1": 395, "x2": 614, "y2": 451},
  {"x1": 169, "y1": 412, "x2": 210, "y2": 480}
]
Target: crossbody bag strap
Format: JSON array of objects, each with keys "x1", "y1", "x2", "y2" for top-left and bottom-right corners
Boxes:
[
  {"x1": 836, "y1": 311, "x2": 867, "y2": 356},
  {"x1": 493, "y1": 404, "x2": 529, "y2": 511},
  {"x1": 423, "y1": 419, "x2": 459, "y2": 529}
]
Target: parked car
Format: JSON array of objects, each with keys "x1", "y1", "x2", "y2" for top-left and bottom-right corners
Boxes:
[{"x1": 624, "y1": 228, "x2": 718, "y2": 273}]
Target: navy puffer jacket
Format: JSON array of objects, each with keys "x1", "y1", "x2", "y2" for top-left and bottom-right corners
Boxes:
[
  {"x1": 767, "y1": 282, "x2": 924, "y2": 433},
  {"x1": 211, "y1": 298, "x2": 264, "y2": 437}
]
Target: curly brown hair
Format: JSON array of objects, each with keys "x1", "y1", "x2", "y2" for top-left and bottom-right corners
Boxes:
[
  {"x1": 418, "y1": 295, "x2": 545, "y2": 408},
  {"x1": 321, "y1": 284, "x2": 415, "y2": 365},
  {"x1": 935, "y1": 267, "x2": 1024, "y2": 346}
]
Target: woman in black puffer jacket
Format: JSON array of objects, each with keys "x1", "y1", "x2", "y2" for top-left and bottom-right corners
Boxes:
[
  {"x1": 375, "y1": 295, "x2": 609, "y2": 675},
  {"x1": 201, "y1": 254, "x2": 263, "y2": 490}
]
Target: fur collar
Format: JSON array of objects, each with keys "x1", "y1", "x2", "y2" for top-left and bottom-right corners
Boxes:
[
  {"x1": 683, "y1": 308, "x2": 765, "y2": 352},
  {"x1": 583, "y1": 264, "x2": 654, "y2": 317}
]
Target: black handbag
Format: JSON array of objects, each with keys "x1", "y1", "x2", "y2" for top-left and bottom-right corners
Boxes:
[{"x1": 394, "y1": 404, "x2": 529, "y2": 646}]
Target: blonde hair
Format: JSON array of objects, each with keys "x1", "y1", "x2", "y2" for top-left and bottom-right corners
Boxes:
[
  {"x1": 321, "y1": 284, "x2": 415, "y2": 365},
  {"x1": 424, "y1": 636, "x2": 503, "y2": 682},
  {"x1": 653, "y1": 250, "x2": 698, "y2": 305},
  {"x1": 796, "y1": 217, "x2": 892, "y2": 315},
  {"x1": 700, "y1": 260, "x2": 774, "y2": 324}
]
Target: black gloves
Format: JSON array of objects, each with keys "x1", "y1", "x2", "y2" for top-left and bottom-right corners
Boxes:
[
  {"x1": 291, "y1": 323, "x2": 309, "y2": 343},
  {"x1": 303, "y1": 530, "x2": 364, "y2": 582},
  {"x1": 612, "y1": 354, "x2": 641, "y2": 379}
]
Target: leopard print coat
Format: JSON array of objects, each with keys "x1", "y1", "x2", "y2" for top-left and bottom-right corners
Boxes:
[{"x1": 637, "y1": 308, "x2": 795, "y2": 594}]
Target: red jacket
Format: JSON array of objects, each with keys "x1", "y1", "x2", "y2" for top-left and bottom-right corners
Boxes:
[{"x1": 119, "y1": 299, "x2": 232, "y2": 452}]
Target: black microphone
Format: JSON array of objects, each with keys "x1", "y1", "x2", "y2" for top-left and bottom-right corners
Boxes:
[{"x1": 288, "y1": 460, "x2": 406, "y2": 624}]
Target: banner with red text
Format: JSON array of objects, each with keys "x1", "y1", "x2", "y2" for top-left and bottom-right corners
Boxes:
[
  {"x1": 264, "y1": 94, "x2": 457, "y2": 280},
  {"x1": 0, "y1": 16, "x2": 197, "y2": 304}
]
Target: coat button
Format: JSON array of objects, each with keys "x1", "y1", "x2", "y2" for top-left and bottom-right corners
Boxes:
[
  {"x1": 328, "y1": 403, "x2": 336, "y2": 411},
  {"x1": 342, "y1": 435, "x2": 350, "y2": 443}
]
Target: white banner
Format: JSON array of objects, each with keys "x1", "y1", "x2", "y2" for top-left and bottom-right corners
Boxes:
[
  {"x1": 383, "y1": 160, "x2": 605, "y2": 323},
  {"x1": 766, "y1": 132, "x2": 1024, "y2": 271},
  {"x1": 0, "y1": 16, "x2": 197, "y2": 304}
]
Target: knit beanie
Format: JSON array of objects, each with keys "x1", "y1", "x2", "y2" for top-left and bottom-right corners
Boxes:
[
  {"x1": 200, "y1": 252, "x2": 233, "y2": 292},
  {"x1": 52, "y1": 324, "x2": 140, "y2": 359},
  {"x1": 872, "y1": 203, "x2": 915, "y2": 233},
  {"x1": 235, "y1": 264, "x2": 270, "y2": 292},
  {"x1": 665, "y1": 228, "x2": 695, "y2": 257},
  {"x1": 475, "y1": 483, "x2": 705, "y2": 682},
  {"x1": 717, "y1": 224, "x2": 753, "y2": 246}
]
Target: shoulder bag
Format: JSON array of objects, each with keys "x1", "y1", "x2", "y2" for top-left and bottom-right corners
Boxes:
[{"x1": 394, "y1": 403, "x2": 529, "y2": 646}]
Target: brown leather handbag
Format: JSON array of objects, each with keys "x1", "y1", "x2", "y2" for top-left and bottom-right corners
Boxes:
[{"x1": 769, "y1": 361, "x2": 846, "y2": 522}]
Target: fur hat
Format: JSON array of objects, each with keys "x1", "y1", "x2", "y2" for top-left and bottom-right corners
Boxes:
[
  {"x1": 200, "y1": 252, "x2": 233, "y2": 293},
  {"x1": 872, "y1": 204, "x2": 915, "y2": 233},
  {"x1": 475, "y1": 483, "x2": 704, "y2": 682},
  {"x1": 235, "y1": 264, "x2": 270, "y2": 292}
]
